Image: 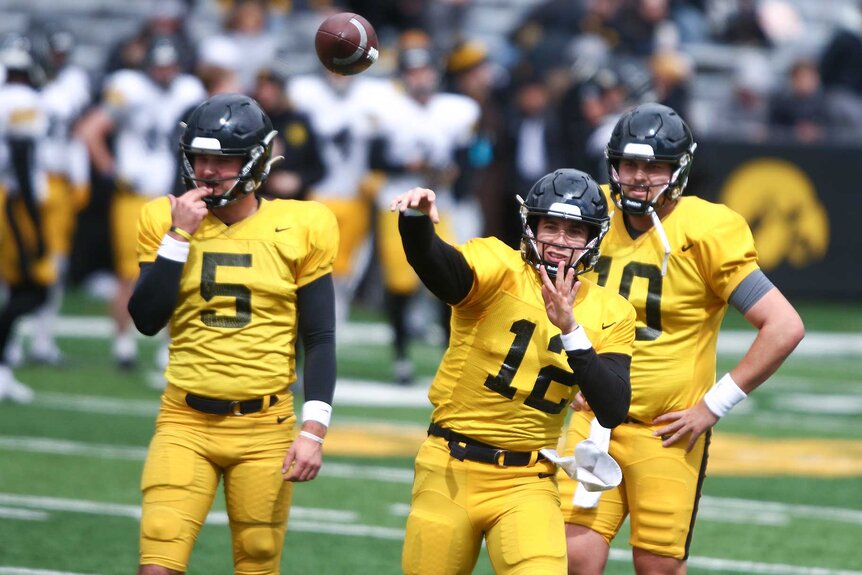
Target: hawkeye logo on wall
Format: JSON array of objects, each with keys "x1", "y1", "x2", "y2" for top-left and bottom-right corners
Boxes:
[{"x1": 719, "y1": 158, "x2": 829, "y2": 270}]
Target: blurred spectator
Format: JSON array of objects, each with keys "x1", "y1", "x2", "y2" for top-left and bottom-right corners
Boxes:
[
  {"x1": 499, "y1": 69, "x2": 566, "y2": 247},
  {"x1": 444, "y1": 39, "x2": 509, "y2": 243},
  {"x1": 716, "y1": 0, "x2": 771, "y2": 47},
  {"x1": 819, "y1": 7, "x2": 862, "y2": 97},
  {"x1": 712, "y1": 53, "x2": 773, "y2": 141},
  {"x1": 616, "y1": 0, "x2": 679, "y2": 55},
  {"x1": 104, "y1": 0, "x2": 195, "y2": 74},
  {"x1": 253, "y1": 67, "x2": 324, "y2": 201},
  {"x1": 670, "y1": 0, "x2": 709, "y2": 44},
  {"x1": 649, "y1": 49, "x2": 692, "y2": 117},
  {"x1": 768, "y1": 58, "x2": 832, "y2": 142},
  {"x1": 198, "y1": 0, "x2": 279, "y2": 91},
  {"x1": 559, "y1": 65, "x2": 630, "y2": 180},
  {"x1": 346, "y1": 0, "x2": 432, "y2": 42}
]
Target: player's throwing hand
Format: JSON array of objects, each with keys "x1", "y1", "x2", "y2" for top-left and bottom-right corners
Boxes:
[
  {"x1": 389, "y1": 187, "x2": 440, "y2": 223},
  {"x1": 168, "y1": 187, "x2": 212, "y2": 237}
]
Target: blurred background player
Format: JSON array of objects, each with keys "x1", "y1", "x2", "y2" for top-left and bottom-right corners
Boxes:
[
  {"x1": 252, "y1": 67, "x2": 325, "y2": 202},
  {"x1": 288, "y1": 64, "x2": 388, "y2": 326},
  {"x1": 370, "y1": 30, "x2": 480, "y2": 384},
  {"x1": 6, "y1": 22, "x2": 92, "y2": 367},
  {"x1": 0, "y1": 34, "x2": 56, "y2": 402},
  {"x1": 77, "y1": 34, "x2": 205, "y2": 370},
  {"x1": 558, "y1": 103, "x2": 805, "y2": 574}
]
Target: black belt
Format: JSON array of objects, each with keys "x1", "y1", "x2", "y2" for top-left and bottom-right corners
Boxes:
[
  {"x1": 185, "y1": 393, "x2": 278, "y2": 416},
  {"x1": 428, "y1": 422, "x2": 545, "y2": 467}
]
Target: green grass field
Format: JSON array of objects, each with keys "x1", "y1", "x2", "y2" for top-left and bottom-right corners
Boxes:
[{"x1": 0, "y1": 293, "x2": 860, "y2": 574}]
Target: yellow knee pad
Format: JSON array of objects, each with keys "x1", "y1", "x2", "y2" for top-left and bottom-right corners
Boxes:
[
  {"x1": 141, "y1": 504, "x2": 186, "y2": 542},
  {"x1": 233, "y1": 524, "x2": 285, "y2": 574}
]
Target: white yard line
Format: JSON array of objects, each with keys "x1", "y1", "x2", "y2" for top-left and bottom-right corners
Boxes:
[
  {"x1": 16, "y1": 316, "x2": 862, "y2": 356},
  {"x1": 1, "y1": 438, "x2": 862, "y2": 525},
  {"x1": 0, "y1": 491, "x2": 859, "y2": 575}
]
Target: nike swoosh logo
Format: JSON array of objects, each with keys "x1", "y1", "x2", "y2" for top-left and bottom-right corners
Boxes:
[
  {"x1": 276, "y1": 416, "x2": 289, "y2": 424},
  {"x1": 681, "y1": 243, "x2": 694, "y2": 252},
  {"x1": 275, "y1": 226, "x2": 292, "y2": 233},
  {"x1": 602, "y1": 322, "x2": 616, "y2": 330}
]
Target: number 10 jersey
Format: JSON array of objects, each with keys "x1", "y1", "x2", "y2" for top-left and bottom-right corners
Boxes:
[{"x1": 582, "y1": 191, "x2": 760, "y2": 423}]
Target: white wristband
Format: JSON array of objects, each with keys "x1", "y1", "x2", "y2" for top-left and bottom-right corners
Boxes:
[
  {"x1": 703, "y1": 373, "x2": 747, "y2": 418},
  {"x1": 403, "y1": 207, "x2": 426, "y2": 217},
  {"x1": 560, "y1": 325, "x2": 592, "y2": 351},
  {"x1": 299, "y1": 430, "x2": 325, "y2": 444},
  {"x1": 157, "y1": 234, "x2": 191, "y2": 263},
  {"x1": 302, "y1": 400, "x2": 332, "y2": 428}
]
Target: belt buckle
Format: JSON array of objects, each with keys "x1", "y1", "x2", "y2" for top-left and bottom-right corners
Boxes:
[
  {"x1": 229, "y1": 401, "x2": 243, "y2": 416},
  {"x1": 493, "y1": 449, "x2": 508, "y2": 467}
]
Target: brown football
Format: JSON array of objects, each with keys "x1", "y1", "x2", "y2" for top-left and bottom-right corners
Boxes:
[{"x1": 315, "y1": 13, "x2": 379, "y2": 76}]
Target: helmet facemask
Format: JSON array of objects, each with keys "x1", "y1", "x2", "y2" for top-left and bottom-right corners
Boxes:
[
  {"x1": 606, "y1": 146, "x2": 695, "y2": 216},
  {"x1": 518, "y1": 197, "x2": 609, "y2": 280},
  {"x1": 180, "y1": 129, "x2": 279, "y2": 208}
]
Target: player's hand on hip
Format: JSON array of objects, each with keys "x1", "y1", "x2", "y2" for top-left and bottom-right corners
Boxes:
[
  {"x1": 389, "y1": 187, "x2": 440, "y2": 223},
  {"x1": 169, "y1": 187, "x2": 212, "y2": 236},
  {"x1": 539, "y1": 264, "x2": 581, "y2": 334},
  {"x1": 282, "y1": 432, "x2": 324, "y2": 482},
  {"x1": 652, "y1": 401, "x2": 719, "y2": 452}
]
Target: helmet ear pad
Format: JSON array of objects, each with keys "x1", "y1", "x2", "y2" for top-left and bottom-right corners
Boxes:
[
  {"x1": 179, "y1": 93, "x2": 279, "y2": 208},
  {"x1": 519, "y1": 169, "x2": 610, "y2": 278},
  {"x1": 606, "y1": 103, "x2": 696, "y2": 215}
]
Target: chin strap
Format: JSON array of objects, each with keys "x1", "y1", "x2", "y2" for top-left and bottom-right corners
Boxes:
[{"x1": 649, "y1": 209, "x2": 671, "y2": 276}]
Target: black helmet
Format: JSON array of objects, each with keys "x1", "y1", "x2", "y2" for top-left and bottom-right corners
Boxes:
[
  {"x1": 0, "y1": 32, "x2": 48, "y2": 87},
  {"x1": 520, "y1": 169, "x2": 610, "y2": 278},
  {"x1": 179, "y1": 93, "x2": 278, "y2": 208},
  {"x1": 606, "y1": 103, "x2": 696, "y2": 215}
]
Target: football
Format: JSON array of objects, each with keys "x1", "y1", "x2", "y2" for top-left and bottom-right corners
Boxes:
[{"x1": 314, "y1": 12, "x2": 379, "y2": 76}]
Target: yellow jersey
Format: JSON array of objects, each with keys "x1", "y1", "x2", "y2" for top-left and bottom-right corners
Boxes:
[
  {"x1": 583, "y1": 189, "x2": 759, "y2": 422},
  {"x1": 430, "y1": 237, "x2": 636, "y2": 451},
  {"x1": 137, "y1": 197, "x2": 338, "y2": 399}
]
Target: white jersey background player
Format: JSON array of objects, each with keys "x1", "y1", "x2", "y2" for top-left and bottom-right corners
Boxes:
[
  {"x1": 0, "y1": 34, "x2": 54, "y2": 402},
  {"x1": 288, "y1": 71, "x2": 389, "y2": 324},
  {"x1": 369, "y1": 31, "x2": 481, "y2": 385},
  {"x1": 78, "y1": 35, "x2": 205, "y2": 371},
  {"x1": 8, "y1": 23, "x2": 93, "y2": 367}
]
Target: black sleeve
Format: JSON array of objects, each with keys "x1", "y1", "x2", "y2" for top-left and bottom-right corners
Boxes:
[
  {"x1": 128, "y1": 259, "x2": 184, "y2": 336},
  {"x1": 9, "y1": 137, "x2": 46, "y2": 258},
  {"x1": 368, "y1": 135, "x2": 407, "y2": 173},
  {"x1": 567, "y1": 351, "x2": 631, "y2": 428},
  {"x1": 398, "y1": 213, "x2": 474, "y2": 305},
  {"x1": 297, "y1": 274, "x2": 336, "y2": 405}
]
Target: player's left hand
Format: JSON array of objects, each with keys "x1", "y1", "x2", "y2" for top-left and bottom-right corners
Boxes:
[
  {"x1": 282, "y1": 427, "x2": 325, "y2": 482},
  {"x1": 651, "y1": 400, "x2": 719, "y2": 452},
  {"x1": 539, "y1": 264, "x2": 580, "y2": 334}
]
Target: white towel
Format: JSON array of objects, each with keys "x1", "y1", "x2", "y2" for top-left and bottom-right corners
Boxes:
[{"x1": 573, "y1": 418, "x2": 614, "y2": 508}]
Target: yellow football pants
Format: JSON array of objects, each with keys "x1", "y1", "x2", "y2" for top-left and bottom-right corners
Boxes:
[
  {"x1": 139, "y1": 384, "x2": 297, "y2": 574},
  {"x1": 558, "y1": 409, "x2": 709, "y2": 560},
  {"x1": 402, "y1": 435, "x2": 567, "y2": 574}
]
